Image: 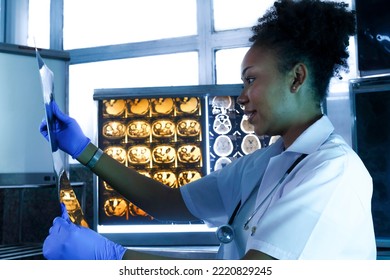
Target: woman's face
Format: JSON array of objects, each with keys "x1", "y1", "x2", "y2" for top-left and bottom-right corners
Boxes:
[{"x1": 238, "y1": 45, "x2": 295, "y2": 137}]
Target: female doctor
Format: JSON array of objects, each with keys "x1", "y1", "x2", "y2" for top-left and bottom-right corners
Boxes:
[{"x1": 41, "y1": 0, "x2": 376, "y2": 260}]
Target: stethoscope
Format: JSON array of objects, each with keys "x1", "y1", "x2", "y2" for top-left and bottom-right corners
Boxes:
[{"x1": 216, "y1": 153, "x2": 308, "y2": 244}]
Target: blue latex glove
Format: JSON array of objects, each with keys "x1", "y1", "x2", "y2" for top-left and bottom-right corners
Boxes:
[
  {"x1": 43, "y1": 203, "x2": 127, "y2": 260},
  {"x1": 39, "y1": 101, "x2": 90, "y2": 158}
]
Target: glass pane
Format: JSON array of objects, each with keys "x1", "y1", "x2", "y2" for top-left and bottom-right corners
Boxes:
[
  {"x1": 27, "y1": 0, "x2": 50, "y2": 48},
  {"x1": 68, "y1": 52, "x2": 199, "y2": 162},
  {"x1": 213, "y1": 0, "x2": 274, "y2": 31},
  {"x1": 64, "y1": 0, "x2": 197, "y2": 49},
  {"x1": 215, "y1": 47, "x2": 249, "y2": 84},
  {"x1": 213, "y1": 0, "x2": 352, "y2": 31}
]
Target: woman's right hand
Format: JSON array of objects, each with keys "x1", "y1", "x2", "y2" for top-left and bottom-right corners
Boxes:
[{"x1": 39, "y1": 101, "x2": 90, "y2": 158}]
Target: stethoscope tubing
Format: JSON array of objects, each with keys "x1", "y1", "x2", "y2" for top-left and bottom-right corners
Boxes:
[{"x1": 216, "y1": 153, "x2": 308, "y2": 244}]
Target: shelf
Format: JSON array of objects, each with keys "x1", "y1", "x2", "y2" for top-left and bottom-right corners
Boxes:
[{"x1": 0, "y1": 243, "x2": 43, "y2": 260}]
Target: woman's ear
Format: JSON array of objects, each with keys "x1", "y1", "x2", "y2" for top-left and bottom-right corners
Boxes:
[{"x1": 290, "y1": 63, "x2": 308, "y2": 93}]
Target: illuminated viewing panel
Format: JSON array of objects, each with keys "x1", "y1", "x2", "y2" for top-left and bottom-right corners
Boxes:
[{"x1": 95, "y1": 87, "x2": 279, "y2": 226}]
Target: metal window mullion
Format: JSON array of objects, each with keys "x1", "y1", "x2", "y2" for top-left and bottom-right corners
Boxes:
[
  {"x1": 197, "y1": 0, "x2": 214, "y2": 85},
  {"x1": 0, "y1": 0, "x2": 5, "y2": 42},
  {"x1": 50, "y1": 0, "x2": 63, "y2": 50},
  {"x1": 210, "y1": 28, "x2": 252, "y2": 50},
  {"x1": 4, "y1": 0, "x2": 29, "y2": 45},
  {"x1": 68, "y1": 36, "x2": 199, "y2": 64}
]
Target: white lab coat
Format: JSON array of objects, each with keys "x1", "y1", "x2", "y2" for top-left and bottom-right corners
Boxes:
[{"x1": 181, "y1": 115, "x2": 376, "y2": 259}]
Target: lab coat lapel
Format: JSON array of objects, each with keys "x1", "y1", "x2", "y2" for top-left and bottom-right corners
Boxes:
[
  {"x1": 252, "y1": 116, "x2": 334, "y2": 209},
  {"x1": 241, "y1": 139, "x2": 284, "y2": 205},
  {"x1": 256, "y1": 152, "x2": 297, "y2": 205}
]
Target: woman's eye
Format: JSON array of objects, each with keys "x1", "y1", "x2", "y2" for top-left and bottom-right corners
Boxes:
[{"x1": 245, "y1": 77, "x2": 255, "y2": 85}]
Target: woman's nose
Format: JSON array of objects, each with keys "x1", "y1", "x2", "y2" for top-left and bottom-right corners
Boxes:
[{"x1": 236, "y1": 89, "x2": 248, "y2": 106}]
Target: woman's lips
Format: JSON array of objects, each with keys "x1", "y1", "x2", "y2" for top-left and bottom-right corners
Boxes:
[{"x1": 245, "y1": 111, "x2": 256, "y2": 123}]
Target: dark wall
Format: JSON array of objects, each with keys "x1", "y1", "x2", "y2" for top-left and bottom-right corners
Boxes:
[
  {"x1": 354, "y1": 87, "x2": 390, "y2": 239},
  {"x1": 0, "y1": 190, "x2": 3, "y2": 243},
  {"x1": 0, "y1": 165, "x2": 94, "y2": 245}
]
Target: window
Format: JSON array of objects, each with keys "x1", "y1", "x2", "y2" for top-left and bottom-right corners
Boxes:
[
  {"x1": 63, "y1": 0, "x2": 197, "y2": 49},
  {"x1": 61, "y1": 0, "x2": 358, "y2": 164},
  {"x1": 68, "y1": 51, "x2": 199, "y2": 161}
]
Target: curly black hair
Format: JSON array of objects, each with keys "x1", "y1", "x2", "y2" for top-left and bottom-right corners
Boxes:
[{"x1": 250, "y1": 0, "x2": 356, "y2": 103}]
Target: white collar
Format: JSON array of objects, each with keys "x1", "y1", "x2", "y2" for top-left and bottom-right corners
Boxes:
[{"x1": 285, "y1": 115, "x2": 334, "y2": 155}]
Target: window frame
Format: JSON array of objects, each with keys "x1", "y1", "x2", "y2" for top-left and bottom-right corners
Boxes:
[
  {"x1": 2, "y1": 0, "x2": 253, "y2": 84},
  {"x1": 64, "y1": 0, "x2": 252, "y2": 85}
]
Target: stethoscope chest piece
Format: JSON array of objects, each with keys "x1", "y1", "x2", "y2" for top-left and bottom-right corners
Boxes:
[{"x1": 216, "y1": 225, "x2": 235, "y2": 244}]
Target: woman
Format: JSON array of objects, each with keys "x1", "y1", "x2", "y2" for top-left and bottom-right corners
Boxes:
[{"x1": 41, "y1": 0, "x2": 376, "y2": 260}]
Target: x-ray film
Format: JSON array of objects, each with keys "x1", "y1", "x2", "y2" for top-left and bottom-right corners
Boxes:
[{"x1": 36, "y1": 50, "x2": 89, "y2": 228}]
